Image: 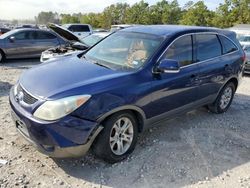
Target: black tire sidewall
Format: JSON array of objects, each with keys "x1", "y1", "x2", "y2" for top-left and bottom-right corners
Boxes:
[{"x1": 93, "y1": 112, "x2": 138, "y2": 163}]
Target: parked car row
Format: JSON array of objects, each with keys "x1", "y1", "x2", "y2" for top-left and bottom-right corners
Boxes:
[
  {"x1": 0, "y1": 24, "x2": 109, "y2": 63},
  {"x1": 9, "y1": 25, "x2": 245, "y2": 163},
  {"x1": 40, "y1": 24, "x2": 109, "y2": 62}
]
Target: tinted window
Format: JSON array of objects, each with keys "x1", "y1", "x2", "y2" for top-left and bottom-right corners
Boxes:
[
  {"x1": 196, "y1": 34, "x2": 222, "y2": 62},
  {"x1": 219, "y1": 35, "x2": 238, "y2": 54},
  {"x1": 164, "y1": 35, "x2": 193, "y2": 67},
  {"x1": 34, "y1": 31, "x2": 56, "y2": 40},
  {"x1": 68, "y1": 25, "x2": 90, "y2": 32},
  {"x1": 14, "y1": 31, "x2": 35, "y2": 40}
]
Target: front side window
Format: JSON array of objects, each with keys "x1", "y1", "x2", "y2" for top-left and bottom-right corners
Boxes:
[
  {"x1": 14, "y1": 31, "x2": 35, "y2": 40},
  {"x1": 163, "y1": 35, "x2": 193, "y2": 67},
  {"x1": 219, "y1": 35, "x2": 238, "y2": 54},
  {"x1": 84, "y1": 32, "x2": 163, "y2": 71},
  {"x1": 196, "y1": 34, "x2": 222, "y2": 62}
]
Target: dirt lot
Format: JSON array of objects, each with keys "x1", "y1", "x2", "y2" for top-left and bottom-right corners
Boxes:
[{"x1": 0, "y1": 59, "x2": 250, "y2": 188}]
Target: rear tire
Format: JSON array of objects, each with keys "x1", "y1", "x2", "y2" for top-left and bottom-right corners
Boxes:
[
  {"x1": 208, "y1": 82, "x2": 235, "y2": 114},
  {"x1": 93, "y1": 111, "x2": 138, "y2": 163}
]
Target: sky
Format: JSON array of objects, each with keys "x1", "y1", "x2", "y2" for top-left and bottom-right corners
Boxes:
[{"x1": 0, "y1": 0, "x2": 224, "y2": 20}]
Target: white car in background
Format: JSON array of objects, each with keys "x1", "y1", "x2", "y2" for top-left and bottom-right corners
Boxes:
[
  {"x1": 238, "y1": 35, "x2": 250, "y2": 46},
  {"x1": 62, "y1": 24, "x2": 93, "y2": 38}
]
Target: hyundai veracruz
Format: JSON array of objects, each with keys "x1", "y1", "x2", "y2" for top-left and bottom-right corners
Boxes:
[{"x1": 9, "y1": 25, "x2": 245, "y2": 163}]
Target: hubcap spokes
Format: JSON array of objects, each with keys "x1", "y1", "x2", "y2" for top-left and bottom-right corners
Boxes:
[
  {"x1": 220, "y1": 87, "x2": 233, "y2": 109},
  {"x1": 110, "y1": 117, "x2": 134, "y2": 155}
]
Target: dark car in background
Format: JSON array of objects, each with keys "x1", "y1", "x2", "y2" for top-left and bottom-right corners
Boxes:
[
  {"x1": 0, "y1": 28, "x2": 68, "y2": 63},
  {"x1": 243, "y1": 45, "x2": 250, "y2": 74},
  {"x1": 9, "y1": 25, "x2": 245, "y2": 163},
  {"x1": 40, "y1": 24, "x2": 109, "y2": 62},
  {"x1": 0, "y1": 28, "x2": 10, "y2": 36}
]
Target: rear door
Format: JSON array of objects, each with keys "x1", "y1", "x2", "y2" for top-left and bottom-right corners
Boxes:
[
  {"x1": 32, "y1": 31, "x2": 60, "y2": 56},
  {"x1": 195, "y1": 33, "x2": 238, "y2": 101}
]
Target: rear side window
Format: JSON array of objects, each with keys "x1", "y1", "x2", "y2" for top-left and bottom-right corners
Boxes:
[
  {"x1": 68, "y1": 25, "x2": 90, "y2": 32},
  {"x1": 218, "y1": 35, "x2": 238, "y2": 54},
  {"x1": 196, "y1": 34, "x2": 222, "y2": 62},
  {"x1": 34, "y1": 31, "x2": 56, "y2": 40},
  {"x1": 164, "y1": 35, "x2": 193, "y2": 67}
]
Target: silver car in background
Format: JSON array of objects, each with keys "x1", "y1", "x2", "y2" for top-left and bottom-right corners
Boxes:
[
  {"x1": 243, "y1": 45, "x2": 250, "y2": 74},
  {"x1": 0, "y1": 28, "x2": 68, "y2": 63},
  {"x1": 40, "y1": 24, "x2": 110, "y2": 63}
]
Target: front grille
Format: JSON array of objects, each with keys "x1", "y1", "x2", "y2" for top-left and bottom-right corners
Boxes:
[{"x1": 17, "y1": 84, "x2": 38, "y2": 105}]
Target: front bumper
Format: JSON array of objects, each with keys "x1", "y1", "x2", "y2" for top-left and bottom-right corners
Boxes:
[{"x1": 9, "y1": 87, "x2": 102, "y2": 158}]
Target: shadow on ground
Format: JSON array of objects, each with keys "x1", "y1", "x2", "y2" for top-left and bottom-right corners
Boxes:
[
  {"x1": 1, "y1": 58, "x2": 41, "y2": 69},
  {"x1": 53, "y1": 93, "x2": 250, "y2": 188}
]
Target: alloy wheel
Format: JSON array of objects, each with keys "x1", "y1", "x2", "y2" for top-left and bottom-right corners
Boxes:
[
  {"x1": 109, "y1": 117, "x2": 134, "y2": 155},
  {"x1": 219, "y1": 86, "x2": 233, "y2": 109}
]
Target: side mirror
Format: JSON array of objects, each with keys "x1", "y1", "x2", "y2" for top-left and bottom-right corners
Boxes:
[
  {"x1": 9, "y1": 36, "x2": 15, "y2": 43},
  {"x1": 154, "y1": 59, "x2": 180, "y2": 73}
]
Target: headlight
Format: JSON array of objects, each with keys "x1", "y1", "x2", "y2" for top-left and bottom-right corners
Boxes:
[{"x1": 33, "y1": 95, "x2": 91, "y2": 121}]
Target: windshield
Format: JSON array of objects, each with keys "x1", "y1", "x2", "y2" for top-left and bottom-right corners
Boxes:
[
  {"x1": 84, "y1": 32, "x2": 163, "y2": 71},
  {"x1": 81, "y1": 34, "x2": 105, "y2": 47}
]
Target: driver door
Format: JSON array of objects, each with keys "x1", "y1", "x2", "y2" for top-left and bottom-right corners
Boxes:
[{"x1": 148, "y1": 35, "x2": 200, "y2": 119}]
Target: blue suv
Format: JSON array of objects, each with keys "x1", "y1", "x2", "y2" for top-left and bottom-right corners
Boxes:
[{"x1": 9, "y1": 25, "x2": 245, "y2": 163}]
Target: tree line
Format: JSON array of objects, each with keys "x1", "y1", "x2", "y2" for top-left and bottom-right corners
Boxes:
[{"x1": 35, "y1": 0, "x2": 250, "y2": 29}]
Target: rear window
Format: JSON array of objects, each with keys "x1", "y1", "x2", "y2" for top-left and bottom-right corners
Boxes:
[
  {"x1": 196, "y1": 34, "x2": 222, "y2": 62},
  {"x1": 68, "y1": 25, "x2": 90, "y2": 32},
  {"x1": 218, "y1": 35, "x2": 238, "y2": 54}
]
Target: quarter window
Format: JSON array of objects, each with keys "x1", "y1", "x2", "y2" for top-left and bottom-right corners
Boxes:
[
  {"x1": 219, "y1": 35, "x2": 238, "y2": 54},
  {"x1": 196, "y1": 34, "x2": 222, "y2": 62},
  {"x1": 163, "y1": 35, "x2": 193, "y2": 67}
]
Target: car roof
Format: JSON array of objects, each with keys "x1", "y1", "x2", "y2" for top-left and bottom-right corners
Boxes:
[{"x1": 121, "y1": 25, "x2": 234, "y2": 37}]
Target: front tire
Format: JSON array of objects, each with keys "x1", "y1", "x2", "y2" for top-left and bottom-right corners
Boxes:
[
  {"x1": 93, "y1": 111, "x2": 138, "y2": 163},
  {"x1": 208, "y1": 82, "x2": 235, "y2": 114}
]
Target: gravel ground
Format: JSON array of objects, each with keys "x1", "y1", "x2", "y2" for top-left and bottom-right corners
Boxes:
[{"x1": 0, "y1": 59, "x2": 250, "y2": 188}]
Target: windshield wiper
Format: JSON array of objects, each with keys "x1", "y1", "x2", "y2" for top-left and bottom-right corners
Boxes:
[
  {"x1": 82, "y1": 55, "x2": 111, "y2": 69},
  {"x1": 94, "y1": 62, "x2": 112, "y2": 69}
]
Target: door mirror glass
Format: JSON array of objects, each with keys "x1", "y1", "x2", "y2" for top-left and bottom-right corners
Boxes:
[
  {"x1": 9, "y1": 36, "x2": 15, "y2": 42},
  {"x1": 155, "y1": 59, "x2": 180, "y2": 73}
]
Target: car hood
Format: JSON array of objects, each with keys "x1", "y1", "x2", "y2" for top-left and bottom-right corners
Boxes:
[
  {"x1": 20, "y1": 56, "x2": 129, "y2": 99},
  {"x1": 48, "y1": 23, "x2": 80, "y2": 42}
]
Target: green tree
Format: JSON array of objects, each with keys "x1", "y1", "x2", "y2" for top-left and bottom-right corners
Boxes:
[
  {"x1": 35, "y1": 11, "x2": 59, "y2": 24},
  {"x1": 180, "y1": 1, "x2": 214, "y2": 26},
  {"x1": 125, "y1": 1, "x2": 150, "y2": 24}
]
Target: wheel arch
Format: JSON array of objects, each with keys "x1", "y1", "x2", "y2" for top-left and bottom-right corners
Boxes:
[
  {"x1": 96, "y1": 105, "x2": 146, "y2": 133},
  {"x1": 216, "y1": 76, "x2": 238, "y2": 99}
]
